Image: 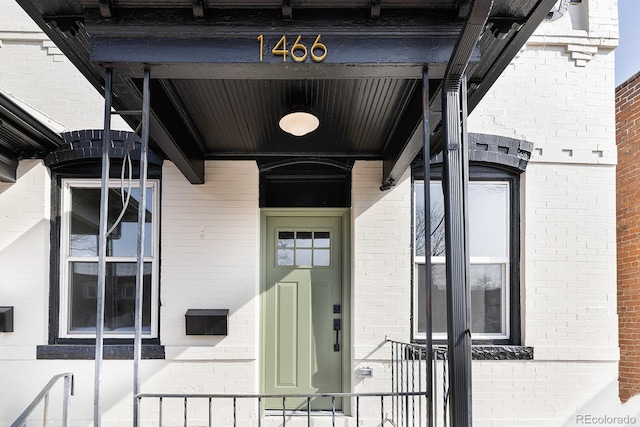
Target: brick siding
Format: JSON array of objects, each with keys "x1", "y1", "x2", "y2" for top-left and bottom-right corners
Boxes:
[{"x1": 616, "y1": 71, "x2": 640, "y2": 403}]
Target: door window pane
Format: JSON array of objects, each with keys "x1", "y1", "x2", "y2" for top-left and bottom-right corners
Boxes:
[
  {"x1": 296, "y1": 249, "x2": 313, "y2": 265},
  {"x1": 277, "y1": 230, "x2": 332, "y2": 267},
  {"x1": 314, "y1": 249, "x2": 331, "y2": 266},
  {"x1": 314, "y1": 232, "x2": 330, "y2": 248},
  {"x1": 296, "y1": 231, "x2": 313, "y2": 248}
]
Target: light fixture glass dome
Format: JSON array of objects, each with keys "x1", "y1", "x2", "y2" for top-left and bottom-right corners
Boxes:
[{"x1": 279, "y1": 111, "x2": 319, "y2": 137}]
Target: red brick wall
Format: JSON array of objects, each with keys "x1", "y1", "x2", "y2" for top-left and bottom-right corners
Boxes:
[{"x1": 616, "y1": 71, "x2": 640, "y2": 403}]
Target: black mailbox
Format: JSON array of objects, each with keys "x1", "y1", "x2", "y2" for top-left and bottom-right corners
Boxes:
[
  {"x1": 0, "y1": 307, "x2": 14, "y2": 332},
  {"x1": 185, "y1": 309, "x2": 229, "y2": 336}
]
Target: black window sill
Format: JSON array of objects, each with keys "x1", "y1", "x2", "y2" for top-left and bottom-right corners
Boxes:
[
  {"x1": 37, "y1": 345, "x2": 165, "y2": 360},
  {"x1": 413, "y1": 345, "x2": 533, "y2": 361},
  {"x1": 470, "y1": 345, "x2": 533, "y2": 360}
]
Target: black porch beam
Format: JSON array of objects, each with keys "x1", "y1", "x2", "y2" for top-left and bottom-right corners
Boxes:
[
  {"x1": 97, "y1": 63, "x2": 442, "y2": 81},
  {"x1": 467, "y1": 0, "x2": 558, "y2": 110},
  {"x1": 380, "y1": 83, "x2": 424, "y2": 190},
  {"x1": 144, "y1": 79, "x2": 205, "y2": 184},
  {"x1": 101, "y1": 72, "x2": 206, "y2": 184},
  {"x1": 0, "y1": 151, "x2": 18, "y2": 183},
  {"x1": 90, "y1": 35, "x2": 464, "y2": 69}
]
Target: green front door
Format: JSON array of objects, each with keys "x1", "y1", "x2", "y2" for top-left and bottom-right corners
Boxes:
[{"x1": 264, "y1": 215, "x2": 343, "y2": 410}]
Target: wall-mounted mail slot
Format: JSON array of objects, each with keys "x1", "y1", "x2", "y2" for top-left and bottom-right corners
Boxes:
[
  {"x1": 0, "y1": 307, "x2": 14, "y2": 332},
  {"x1": 185, "y1": 309, "x2": 229, "y2": 336}
]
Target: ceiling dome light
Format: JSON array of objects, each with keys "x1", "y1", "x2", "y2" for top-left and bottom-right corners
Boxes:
[{"x1": 279, "y1": 111, "x2": 319, "y2": 137}]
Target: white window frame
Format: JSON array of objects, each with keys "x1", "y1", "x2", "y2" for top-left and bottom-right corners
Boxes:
[
  {"x1": 413, "y1": 180, "x2": 511, "y2": 341},
  {"x1": 59, "y1": 178, "x2": 160, "y2": 339}
]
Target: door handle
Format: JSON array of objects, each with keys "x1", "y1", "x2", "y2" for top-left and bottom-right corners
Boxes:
[{"x1": 333, "y1": 319, "x2": 341, "y2": 352}]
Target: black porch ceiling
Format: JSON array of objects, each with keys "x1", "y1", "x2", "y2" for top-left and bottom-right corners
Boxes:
[
  {"x1": 13, "y1": 0, "x2": 556, "y2": 186},
  {"x1": 166, "y1": 78, "x2": 419, "y2": 157}
]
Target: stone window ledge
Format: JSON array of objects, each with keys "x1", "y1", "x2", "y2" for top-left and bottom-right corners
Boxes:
[{"x1": 36, "y1": 345, "x2": 165, "y2": 360}]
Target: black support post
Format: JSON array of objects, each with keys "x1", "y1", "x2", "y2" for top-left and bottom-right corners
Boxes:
[
  {"x1": 442, "y1": 73, "x2": 472, "y2": 427},
  {"x1": 421, "y1": 67, "x2": 434, "y2": 427},
  {"x1": 133, "y1": 68, "x2": 151, "y2": 427},
  {"x1": 94, "y1": 67, "x2": 112, "y2": 427}
]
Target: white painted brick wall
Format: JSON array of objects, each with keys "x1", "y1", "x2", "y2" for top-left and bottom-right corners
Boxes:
[
  {"x1": 351, "y1": 161, "x2": 412, "y2": 363},
  {"x1": 0, "y1": 0, "x2": 129, "y2": 131},
  {"x1": 0, "y1": 1, "x2": 628, "y2": 425},
  {"x1": 349, "y1": 160, "x2": 417, "y2": 422},
  {"x1": 156, "y1": 161, "x2": 259, "y2": 398},
  {"x1": 0, "y1": 160, "x2": 50, "y2": 358},
  {"x1": 468, "y1": 45, "x2": 616, "y2": 165},
  {"x1": 462, "y1": 2, "x2": 624, "y2": 423},
  {"x1": 522, "y1": 162, "x2": 618, "y2": 361}
]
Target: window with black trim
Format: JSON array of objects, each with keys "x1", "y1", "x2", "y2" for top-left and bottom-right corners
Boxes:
[
  {"x1": 59, "y1": 179, "x2": 159, "y2": 339},
  {"x1": 413, "y1": 164, "x2": 522, "y2": 345},
  {"x1": 38, "y1": 131, "x2": 165, "y2": 359}
]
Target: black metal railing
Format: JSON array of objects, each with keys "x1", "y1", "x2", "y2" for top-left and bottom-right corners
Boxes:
[
  {"x1": 136, "y1": 391, "x2": 427, "y2": 426},
  {"x1": 136, "y1": 340, "x2": 449, "y2": 427},
  {"x1": 387, "y1": 340, "x2": 449, "y2": 427},
  {"x1": 11, "y1": 373, "x2": 74, "y2": 427}
]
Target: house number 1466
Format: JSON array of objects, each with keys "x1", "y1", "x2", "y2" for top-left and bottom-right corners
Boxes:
[{"x1": 257, "y1": 35, "x2": 327, "y2": 63}]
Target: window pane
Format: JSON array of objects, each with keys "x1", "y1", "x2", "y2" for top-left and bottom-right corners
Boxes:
[
  {"x1": 416, "y1": 263, "x2": 505, "y2": 335},
  {"x1": 69, "y1": 188, "x2": 99, "y2": 256},
  {"x1": 68, "y1": 261, "x2": 152, "y2": 334},
  {"x1": 277, "y1": 249, "x2": 294, "y2": 266},
  {"x1": 468, "y1": 183, "x2": 508, "y2": 257},
  {"x1": 416, "y1": 263, "x2": 447, "y2": 334},
  {"x1": 296, "y1": 231, "x2": 313, "y2": 248},
  {"x1": 277, "y1": 230, "x2": 331, "y2": 267},
  {"x1": 70, "y1": 187, "x2": 153, "y2": 257},
  {"x1": 278, "y1": 231, "x2": 295, "y2": 249},
  {"x1": 296, "y1": 249, "x2": 313, "y2": 265},
  {"x1": 314, "y1": 232, "x2": 330, "y2": 248},
  {"x1": 414, "y1": 181, "x2": 508, "y2": 258},
  {"x1": 314, "y1": 249, "x2": 330, "y2": 266},
  {"x1": 414, "y1": 182, "x2": 446, "y2": 257},
  {"x1": 470, "y1": 264, "x2": 504, "y2": 333}
]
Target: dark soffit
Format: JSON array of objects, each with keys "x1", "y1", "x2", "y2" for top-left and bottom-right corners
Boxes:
[
  {"x1": 14, "y1": 0, "x2": 556, "y2": 185},
  {"x1": 0, "y1": 91, "x2": 63, "y2": 182}
]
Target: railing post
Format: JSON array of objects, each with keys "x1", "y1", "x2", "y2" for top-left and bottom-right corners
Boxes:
[
  {"x1": 183, "y1": 397, "x2": 187, "y2": 427},
  {"x1": 11, "y1": 374, "x2": 74, "y2": 427},
  {"x1": 257, "y1": 397, "x2": 262, "y2": 427},
  {"x1": 62, "y1": 374, "x2": 72, "y2": 427},
  {"x1": 43, "y1": 392, "x2": 49, "y2": 427}
]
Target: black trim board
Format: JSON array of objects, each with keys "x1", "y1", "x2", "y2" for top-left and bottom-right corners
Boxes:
[{"x1": 37, "y1": 345, "x2": 165, "y2": 360}]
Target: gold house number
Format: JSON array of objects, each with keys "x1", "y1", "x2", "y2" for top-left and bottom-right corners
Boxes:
[{"x1": 257, "y1": 34, "x2": 327, "y2": 63}]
